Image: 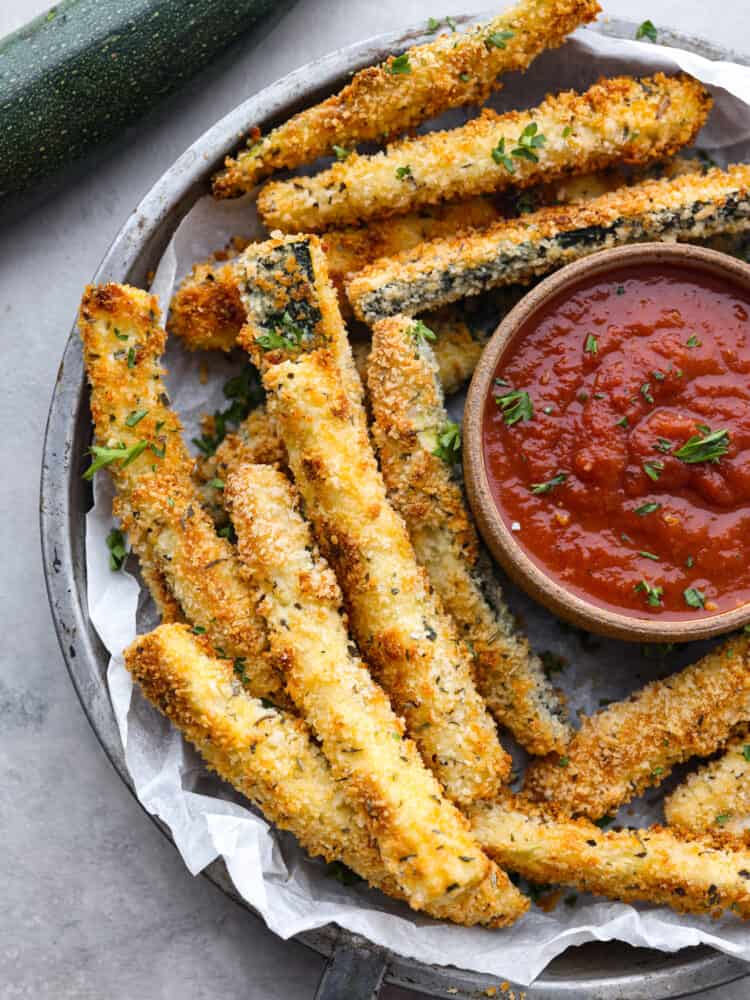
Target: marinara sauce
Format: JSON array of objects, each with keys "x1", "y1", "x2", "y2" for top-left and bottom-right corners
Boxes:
[{"x1": 483, "y1": 262, "x2": 750, "y2": 619}]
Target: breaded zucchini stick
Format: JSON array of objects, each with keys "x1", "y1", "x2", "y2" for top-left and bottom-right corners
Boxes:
[
  {"x1": 348, "y1": 163, "x2": 750, "y2": 323},
  {"x1": 78, "y1": 283, "x2": 286, "y2": 706},
  {"x1": 212, "y1": 0, "x2": 601, "y2": 197},
  {"x1": 524, "y1": 636, "x2": 750, "y2": 820},
  {"x1": 258, "y1": 74, "x2": 710, "y2": 233},
  {"x1": 665, "y1": 733, "x2": 750, "y2": 836},
  {"x1": 225, "y1": 464, "x2": 525, "y2": 919},
  {"x1": 470, "y1": 796, "x2": 750, "y2": 920},
  {"x1": 368, "y1": 315, "x2": 569, "y2": 755},
  {"x1": 127, "y1": 624, "x2": 524, "y2": 926},
  {"x1": 236, "y1": 235, "x2": 509, "y2": 803},
  {"x1": 126, "y1": 624, "x2": 397, "y2": 891}
]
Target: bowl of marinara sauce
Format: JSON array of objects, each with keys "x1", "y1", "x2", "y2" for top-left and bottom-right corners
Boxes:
[{"x1": 463, "y1": 243, "x2": 750, "y2": 642}]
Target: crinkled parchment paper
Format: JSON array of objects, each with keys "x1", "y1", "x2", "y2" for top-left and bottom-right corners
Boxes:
[{"x1": 84, "y1": 25, "x2": 750, "y2": 986}]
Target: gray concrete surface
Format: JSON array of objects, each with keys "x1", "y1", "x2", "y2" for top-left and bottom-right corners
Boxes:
[{"x1": 2, "y1": 1, "x2": 750, "y2": 997}]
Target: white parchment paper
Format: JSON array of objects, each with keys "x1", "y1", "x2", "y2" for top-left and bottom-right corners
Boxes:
[{"x1": 84, "y1": 26, "x2": 750, "y2": 986}]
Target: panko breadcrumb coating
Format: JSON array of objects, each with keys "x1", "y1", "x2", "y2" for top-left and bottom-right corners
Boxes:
[
  {"x1": 368, "y1": 315, "x2": 569, "y2": 755},
  {"x1": 470, "y1": 794, "x2": 750, "y2": 920},
  {"x1": 524, "y1": 636, "x2": 750, "y2": 820},
  {"x1": 233, "y1": 233, "x2": 510, "y2": 803},
  {"x1": 257, "y1": 74, "x2": 710, "y2": 232},
  {"x1": 225, "y1": 463, "x2": 525, "y2": 921},
  {"x1": 665, "y1": 732, "x2": 750, "y2": 836},
  {"x1": 77, "y1": 283, "x2": 287, "y2": 707},
  {"x1": 212, "y1": 0, "x2": 601, "y2": 197},
  {"x1": 347, "y1": 163, "x2": 750, "y2": 323}
]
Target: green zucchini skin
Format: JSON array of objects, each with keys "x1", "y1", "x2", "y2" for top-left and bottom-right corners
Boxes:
[{"x1": 0, "y1": 0, "x2": 285, "y2": 198}]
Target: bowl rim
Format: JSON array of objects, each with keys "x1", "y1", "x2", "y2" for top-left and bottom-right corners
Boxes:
[{"x1": 463, "y1": 242, "x2": 750, "y2": 643}]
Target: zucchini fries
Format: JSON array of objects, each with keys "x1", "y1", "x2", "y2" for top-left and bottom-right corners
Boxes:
[
  {"x1": 225, "y1": 463, "x2": 525, "y2": 921},
  {"x1": 258, "y1": 74, "x2": 710, "y2": 233},
  {"x1": 470, "y1": 796, "x2": 750, "y2": 920},
  {"x1": 213, "y1": 0, "x2": 600, "y2": 197},
  {"x1": 367, "y1": 315, "x2": 569, "y2": 755},
  {"x1": 78, "y1": 283, "x2": 286, "y2": 706},
  {"x1": 347, "y1": 162, "x2": 750, "y2": 323},
  {"x1": 237, "y1": 234, "x2": 510, "y2": 803},
  {"x1": 665, "y1": 733, "x2": 750, "y2": 836},
  {"x1": 523, "y1": 636, "x2": 750, "y2": 820}
]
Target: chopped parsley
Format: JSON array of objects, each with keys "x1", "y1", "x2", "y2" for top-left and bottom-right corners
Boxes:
[
  {"x1": 191, "y1": 625, "x2": 206, "y2": 635},
  {"x1": 558, "y1": 755, "x2": 570, "y2": 768},
  {"x1": 686, "y1": 555, "x2": 694, "y2": 569},
  {"x1": 635, "y1": 502, "x2": 661, "y2": 516},
  {"x1": 643, "y1": 460, "x2": 663, "y2": 481},
  {"x1": 683, "y1": 587, "x2": 706, "y2": 609},
  {"x1": 389, "y1": 53, "x2": 411, "y2": 74},
  {"x1": 639, "y1": 550, "x2": 660, "y2": 561},
  {"x1": 432, "y1": 421, "x2": 461, "y2": 463},
  {"x1": 616, "y1": 285, "x2": 625, "y2": 296},
  {"x1": 207, "y1": 478, "x2": 225, "y2": 490},
  {"x1": 427, "y1": 16, "x2": 441, "y2": 30},
  {"x1": 636, "y1": 19, "x2": 657, "y2": 42},
  {"x1": 491, "y1": 136, "x2": 515, "y2": 172},
  {"x1": 742, "y1": 745, "x2": 750, "y2": 763},
  {"x1": 594, "y1": 815, "x2": 614, "y2": 829},
  {"x1": 516, "y1": 192, "x2": 536, "y2": 214},
  {"x1": 530, "y1": 472, "x2": 567, "y2": 495},
  {"x1": 562, "y1": 125, "x2": 573, "y2": 138},
  {"x1": 127, "y1": 346, "x2": 136, "y2": 368},
  {"x1": 715, "y1": 813, "x2": 732, "y2": 827},
  {"x1": 446, "y1": 15, "x2": 457, "y2": 31},
  {"x1": 84, "y1": 440, "x2": 148, "y2": 479},
  {"x1": 584, "y1": 333, "x2": 598, "y2": 355},
  {"x1": 686, "y1": 333, "x2": 701, "y2": 348},
  {"x1": 106, "y1": 528, "x2": 128, "y2": 571},
  {"x1": 114, "y1": 329, "x2": 129, "y2": 341},
  {"x1": 635, "y1": 579, "x2": 663, "y2": 606},
  {"x1": 125, "y1": 409, "x2": 148, "y2": 427},
  {"x1": 233, "y1": 657, "x2": 248, "y2": 682},
  {"x1": 332, "y1": 144, "x2": 351, "y2": 160},
  {"x1": 640, "y1": 382, "x2": 654, "y2": 404},
  {"x1": 256, "y1": 311, "x2": 306, "y2": 352},
  {"x1": 654, "y1": 437, "x2": 674, "y2": 454},
  {"x1": 192, "y1": 365, "x2": 263, "y2": 457},
  {"x1": 217, "y1": 522, "x2": 237, "y2": 544},
  {"x1": 512, "y1": 122, "x2": 546, "y2": 163},
  {"x1": 485, "y1": 29, "x2": 513, "y2": 49},
  {"x1": 409, "y1": 318, "x2": 437, "y2": 346},
  {"x1": 459, "y1": 72, "x2": 472, "y2": 82},
  {"x1": 674, "y1": 428, "x2": 729, "y2": 464},
  {"x1": 395, "y1": 164, "x2": 412, "y2": 180},
  {"x1": 616, "y1": 415, "x2": 629, "y2": 428},
  {"x1": 495, "y1": 389, "x2": 534, "y2": 426}
]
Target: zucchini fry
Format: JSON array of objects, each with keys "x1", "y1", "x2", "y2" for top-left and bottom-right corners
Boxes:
[
  {"x1": 665, "y1": 733, "x2": 750, "y2": 836},
  {"x1": 78, "y1": 283, "x2": 286, "y2": 706},
  {"x1": 212, "y1": 0, "x2": 601, "y2": 197},
  {"x1": 368, "y1": 315, "x2": 569, "y2": 755},
  {"x1": 347, "y1": 163, "x2": 750, "y2": 323},
  {"x1": 125, "y1": 623, "x2": 399, "y2": 896},
  {"x1": 470, "y1": 795, "x2": 750, "y2": 920},
  {"x1": 236, "y1": 234, "x2": 510, "y2": 803},
  {"x1": 225, "y1": 463, "x2": 525, "y2": 921},
  {"x1": 524, "y1": 636, "x2": 750, "y2": 820},
  {"x1": 258, "y1": 74, "x2": 710, "y2": 232}
]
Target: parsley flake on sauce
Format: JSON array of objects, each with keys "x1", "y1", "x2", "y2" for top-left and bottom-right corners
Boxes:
[
  {"x1": 635, "y1": 502, "x2": 661, "y2": 516},
  {"x1": 635, "y1": 579, "x2": 663, "y2": 607},
  {"x1": 584, "y1": 333, "x2": 598, "y2": 355},
  {"x1": 530, "y1": 472, "x2": 567, "y2": 495},
  {"x1": 674, "y1": 428, "x2": 730, "y2": 464},
  {"x1": 495, "y1": 389, "x2": 534, "y2": 426},
  {"x1": 683, "y1": 587, "x2": 706, "y2": 609},
  {"x1": 643, "y1": 460, "x2": 663, "y2": 481}
]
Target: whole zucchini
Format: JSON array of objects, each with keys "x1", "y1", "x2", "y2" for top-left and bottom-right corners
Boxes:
[{"x1": 0, "y1": 0, "x2": 290, "y2": 199}]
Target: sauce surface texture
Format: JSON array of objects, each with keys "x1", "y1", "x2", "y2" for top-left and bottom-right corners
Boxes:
[{"x1": 483, "y1": 262, "x2": 750, "y2": 619}]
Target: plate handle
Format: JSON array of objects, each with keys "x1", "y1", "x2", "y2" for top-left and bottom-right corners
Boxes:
[{"x1": 314, "y1": 933, "x2": 388, "y2": 1000}]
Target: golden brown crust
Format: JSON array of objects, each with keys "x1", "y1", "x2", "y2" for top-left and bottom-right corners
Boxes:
[
  {"x1": 225, "y1": 463, "x2": 525, "y2": 922},
  {"x1": 261, "y1": 348, "x2": 510, "y2": 804},
  {"x1": 347, "y1": 162, "x2": 750, "y2": 323},
  {"x1": 212, "y1": 0, "x2": 600, "y2": 197},
  {"x1": 470, "y1": 794, "x2": 750, "y2": 919},
  {"x1": 665, "y1": 730, "x2": 750, "y2": 836},
  {"x1": 523, "y1": 636, "x2": 750, "y2": 819},
  {"x1": 78, "y1": 283, "x2": 287, "y2": 707},
  {"x1": 258, "y1": 74, "x2": 711, "y2": 232},
  {"x1": 125, "y1": 623, "x2": 397, "y2": 893},
  {"x1": 367, "y1": 316, "x2": 569, "y2": 755}
]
